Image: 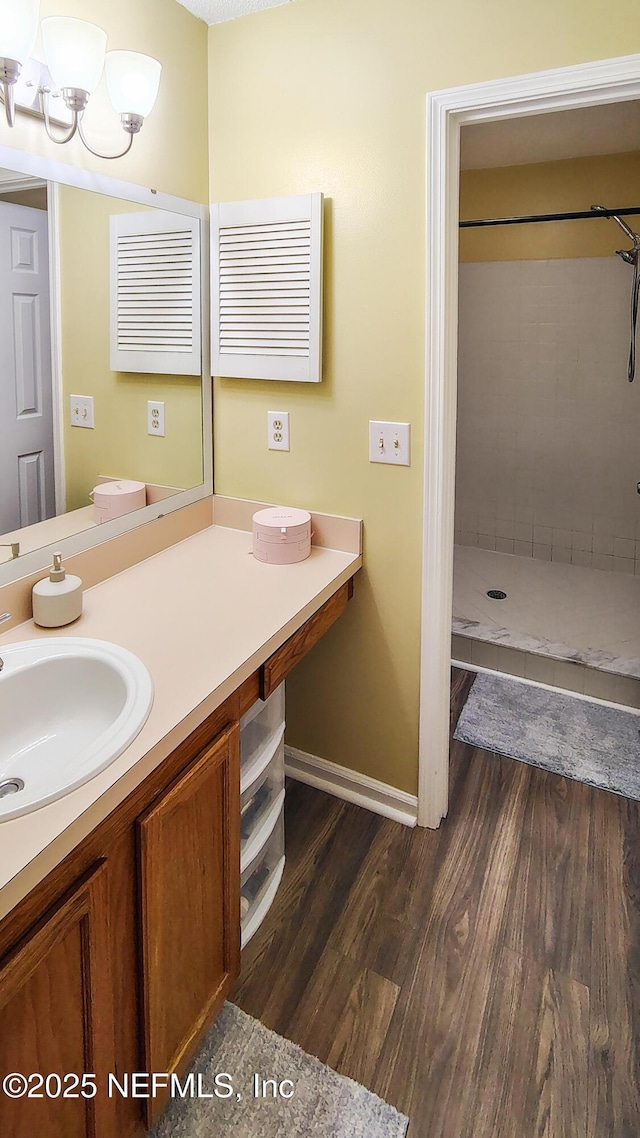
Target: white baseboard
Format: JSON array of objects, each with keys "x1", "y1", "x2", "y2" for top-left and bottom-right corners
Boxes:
[{"x1": 284, "y1": 745, "x2": 418, "y2": 827}]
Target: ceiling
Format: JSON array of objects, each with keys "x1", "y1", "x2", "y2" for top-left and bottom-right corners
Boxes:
[
  {"x1": 461, "y1": 101, "x2": 640, "y2": 169},
  {"x1": 175, "y1": 0, "x2": 296, "y2": 24}
]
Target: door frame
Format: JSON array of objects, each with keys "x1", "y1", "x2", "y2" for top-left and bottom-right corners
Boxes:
[
  {"x1": 0, "y1": 174, "x2": 66, "y2": 516},
  {"x1": 418, "y1": 53, "x2": 640, "y2": 828},
  {"x1": 47, "y1": 181, "x2": 66, "y2": 515},
  {"x1": 0, "y1": 192, "x2": 56, "y2": 529}
]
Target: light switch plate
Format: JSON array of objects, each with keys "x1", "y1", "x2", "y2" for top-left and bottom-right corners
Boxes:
[
  {"x1": 70, "y1": 394, "x2": 94, "y2": 429},
  {"x1": 369, "y1": 421, "x2": 410, "y2": 465}
]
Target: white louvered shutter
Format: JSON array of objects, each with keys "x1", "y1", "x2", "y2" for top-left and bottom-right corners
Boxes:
[
  {"x1": 211, "y1": 193, "x2": 323, "y2": 383},
  {"x1": 110, "y1": 210, "x2": 201, "y2": 375}
]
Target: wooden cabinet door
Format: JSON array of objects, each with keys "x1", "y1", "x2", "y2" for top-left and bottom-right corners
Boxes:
[
  {"x1": 137, "y1": 723, "x2": 240, "y2": 1125},
  {"x1": 0, "y1": 861, "x2": 115, "y2": 1138}
]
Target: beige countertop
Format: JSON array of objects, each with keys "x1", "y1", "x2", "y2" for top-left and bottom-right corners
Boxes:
[
  {"x1": 0, "y1": 505, "x2": 97, "y2": 563},
  {"x1": 0, "y1": 522, "x2": 361, "y2": 921}
]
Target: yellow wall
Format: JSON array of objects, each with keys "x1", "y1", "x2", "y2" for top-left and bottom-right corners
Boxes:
[
  {"x1": 5, "y1": 0, "x2": 208, "y2": 203},
  {"x1": 58, "y1": 186, "x2": 203, "y2": 510},
  {"x1": 208, "y1": 0, "x2": 640, "y2": 796},
  {"x1": 460, "y1": 151, "x2": 640, "y2": 261}
]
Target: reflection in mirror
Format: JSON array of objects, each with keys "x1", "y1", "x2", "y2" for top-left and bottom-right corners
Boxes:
[{"x1": 0, "y1": 171, "x2": 204, "y2": 565}]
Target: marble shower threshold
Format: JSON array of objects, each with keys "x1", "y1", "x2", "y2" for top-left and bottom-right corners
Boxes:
[{"x1": 451, "y1": 632, "x2": 640, "y2": 709}]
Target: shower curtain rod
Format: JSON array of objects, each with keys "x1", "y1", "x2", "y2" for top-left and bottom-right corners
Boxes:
[{"x1": 460, "y1": 206, "x2": 640, "y2": 228}]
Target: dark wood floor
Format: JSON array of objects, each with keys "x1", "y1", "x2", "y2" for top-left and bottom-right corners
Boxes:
[{"x1": 234, "y1": 670, "x2": 640, "y2": 1137}]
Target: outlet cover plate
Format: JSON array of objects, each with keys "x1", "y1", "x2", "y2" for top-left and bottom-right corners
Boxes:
[
  {"x1": 369, "y1": 421, "x2": 410, "y2": 465},
  {"x1": 148, "y1": 401, "x2": 165, "y2": 437},
  {"x1": 70, "y1": 394, "x2": 94, "y2": 429},
  {"x1": 268, "y1": 410, "x2": 290, "y2": 451}
]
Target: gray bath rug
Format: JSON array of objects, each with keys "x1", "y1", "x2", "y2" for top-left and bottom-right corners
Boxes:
[
  {"x1": 454, "y1": 672, "x2": 640, "y2": 799},
  {"x1": 152, "y1": 1002, "x2": 408, "y2": 1138}
]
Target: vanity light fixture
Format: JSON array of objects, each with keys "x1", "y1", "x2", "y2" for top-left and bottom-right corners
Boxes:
[{"x1": 0, "y1": 2, "x2": 161, "y2": 159}]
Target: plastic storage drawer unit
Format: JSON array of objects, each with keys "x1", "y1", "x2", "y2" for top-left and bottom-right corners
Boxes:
[
  {"x1": 240, "y1": 739, "x2": 285, "y2": 874},
  {"x1": 240, "y1": 813, "x2": 285, "y2": 948},
  {"x1": 239, "y1": 682, "x2": 286, "y2": 948}
]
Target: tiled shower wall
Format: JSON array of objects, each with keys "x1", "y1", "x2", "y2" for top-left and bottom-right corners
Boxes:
[{"x1": 456, "y1": 257, "x2": 640, "y2": 575}]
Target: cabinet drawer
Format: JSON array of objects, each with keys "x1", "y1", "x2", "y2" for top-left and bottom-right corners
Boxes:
[
  {"x1": 259, "y1": 579, "x2": 353, "y2": 700},
  {"x1": 241, "y1": 813, "x2": 285, "y2": 949},
  {"x1": 240, "y1": 680, "x2": 285, "y2": 735},
  {"x1": 241, "y1": 719, "x2": 285, "y2": 794},
  {"x1": 241, "y1": 739, "x2": 285, "y2": 874},
  {"x1": 240, "y1": 681, "x2": 285, "y2": 792}
]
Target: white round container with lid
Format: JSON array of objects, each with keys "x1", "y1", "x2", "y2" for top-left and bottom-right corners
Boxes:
[
  {"x1": 252, "y1": 506, "x2": 312, "y2": 564},
  {"x1": 90, "y1": 479, "x2": 146, "y2": 524}
]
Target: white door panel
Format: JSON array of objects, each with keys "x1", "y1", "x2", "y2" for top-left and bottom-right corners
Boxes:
[{"x1": 0, "y1": 201, "x2": 54, "y2": 533}]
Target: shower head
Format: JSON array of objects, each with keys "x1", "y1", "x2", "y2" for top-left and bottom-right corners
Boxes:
[
  {"x1": 617, "y1": 248, "x2": 637, "y2": 265},
  {"x1": 591, "y1": 203, "x2": 640, "y2": 244}
]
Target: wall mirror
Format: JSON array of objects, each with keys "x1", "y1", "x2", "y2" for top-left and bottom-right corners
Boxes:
[{"x1": 0, "y1": 143, "x2": 210, "y2": 585}]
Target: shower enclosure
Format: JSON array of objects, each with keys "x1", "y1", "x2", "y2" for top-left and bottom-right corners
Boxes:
[{"x1": 452, "y1": 204, "x2": 640, "y2": 708}]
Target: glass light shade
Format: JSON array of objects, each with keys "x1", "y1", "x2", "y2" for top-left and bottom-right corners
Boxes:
[
  {"x1": 41, "y1": 17, "x2": 107, "y2": 94},
  {"x1": 105, "y1": 51, "x2": 161, "y2": 118},
  {"x1": 0, "y1": 0, "x2": 40, "y2": 64}
]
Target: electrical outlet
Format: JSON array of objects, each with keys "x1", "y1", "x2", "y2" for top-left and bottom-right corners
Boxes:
[
  {"x1": 69, "y1": 394, "x2": 94, "y2": 429},
  {"x1": 369, "y1": 421, "x2": 411, "y2": 465},
  {"x1": 267, "y1": 410, "x2": 290, "y2": 451},
  {"x1": 148, "y1": 401, "x2": 165, "y2": 437}
]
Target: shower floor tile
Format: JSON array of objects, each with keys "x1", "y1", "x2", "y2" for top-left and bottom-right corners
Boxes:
[{"x1": 453, "y1": 545, "x2": 640, "y2": 679}]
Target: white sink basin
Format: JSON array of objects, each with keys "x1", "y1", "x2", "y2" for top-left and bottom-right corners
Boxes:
[{"x1": 0, "y1": 638, "x2": 154, "y2": 821}]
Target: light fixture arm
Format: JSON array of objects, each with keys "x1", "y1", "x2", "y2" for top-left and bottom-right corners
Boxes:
[
  {"x1": 77, "y1": 116, "x2": 136, "y2": 160},
  {"x1": 38, "y1": 86, "x2": 139, "y2": 158},
  {"x1": 0, "y1": 58, "x2": 19, "y2": 127},
  {"x1": 39, "y1": 88, "x2": 79, "y2": 144}
]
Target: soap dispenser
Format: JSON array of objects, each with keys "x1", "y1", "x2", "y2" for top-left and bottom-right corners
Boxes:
[{"x1": 32, "y1": 552, "x2": 83, "y2": 628}]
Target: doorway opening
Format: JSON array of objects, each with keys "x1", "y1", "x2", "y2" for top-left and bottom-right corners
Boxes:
[
  {"x1": 419, "y1": 55, "x2": 640, "y2": 828},
  {"x1": 454, "y1": 107, "x2": 640, "y2": 699}
]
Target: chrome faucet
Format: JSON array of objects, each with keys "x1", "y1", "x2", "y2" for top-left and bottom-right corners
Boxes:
[
  {"x1": 0, "y1": 613, "x2": 11, "y2": 672},
  {"x1": 0, "y1": 543, "x2": 19, "y2": 560}
]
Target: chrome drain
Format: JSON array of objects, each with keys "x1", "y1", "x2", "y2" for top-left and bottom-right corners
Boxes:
[
  {"x1": 0, "y1": 778, "x2": 25, "y2": 799},
  {"x1": 487, "y1": 589, "x2": 507, "y2": 600}
]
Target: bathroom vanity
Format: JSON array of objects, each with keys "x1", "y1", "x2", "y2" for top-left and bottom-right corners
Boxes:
[{"x1": 0, "y1": 517, "x2": 361, "y2": 1137}]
